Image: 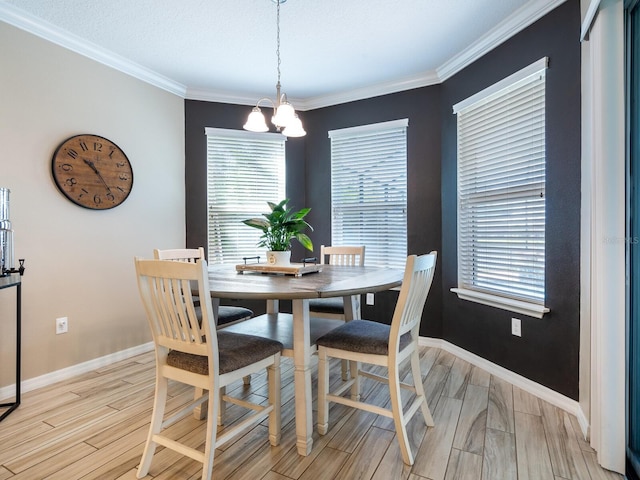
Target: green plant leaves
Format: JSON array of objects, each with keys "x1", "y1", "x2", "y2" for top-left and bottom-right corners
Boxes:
[{"x1": 242, "y1": 199, "x2": 314, "y2": 252}]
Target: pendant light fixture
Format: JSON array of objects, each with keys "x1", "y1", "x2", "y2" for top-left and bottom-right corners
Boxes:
[{"x1": 243, "y1": 0, "x2": 306, "y2": 137}]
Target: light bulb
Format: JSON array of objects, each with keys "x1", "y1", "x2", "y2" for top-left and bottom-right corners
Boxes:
[
  {"x1": 243, "y1": 107, "x2": 269, "y2": 132},
  {"x1": 272, "y1": 102, "x2": 295, "y2": 127},
  {"x1": 282, "y1": 115, "x2": 306, "y2": 137}
]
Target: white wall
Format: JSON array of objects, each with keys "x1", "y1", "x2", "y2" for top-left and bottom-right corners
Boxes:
[
  {"x1": 0, "y1": 22, "x2": 185, "y2": 387},
  {"x1": 579, "y1": 0, "x2": 626, "y2": 473}
]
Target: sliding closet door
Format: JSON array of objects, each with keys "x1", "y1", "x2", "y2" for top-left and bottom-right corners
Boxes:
[{"x1": 628, "y1": 1, "x2": 640, "y2": 479}]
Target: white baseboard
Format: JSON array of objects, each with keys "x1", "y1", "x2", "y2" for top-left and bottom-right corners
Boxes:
[
  {"x1": 0, "y1": 342, "x2": 154, "y2": 401},
  {"x1": 419, "y1": 336, "x2": 589, "y2": 437},
  {"x1": 2, "y1": 336, "x2": 592, "y2": 442},
  {"x1": 575, "y1": 404, "x2": 590, "y2": 441}
]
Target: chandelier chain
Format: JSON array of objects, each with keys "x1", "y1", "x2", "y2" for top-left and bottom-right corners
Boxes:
[
  {"x1": 243, "y1": 0, "x2": 305, "y2": 136},
  {"x1": 276, "y1": 0, "x2": 281, "y2": 86}
]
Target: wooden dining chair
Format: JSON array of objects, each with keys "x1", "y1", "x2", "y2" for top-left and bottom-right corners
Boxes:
[
  {"x1": 308, "y1": 245, "x2": 366, "y2": 380},
  {"x1": 316, "y1": 251, "x2": 437, "y2": 465},
  {"x1": 308, "y1": 245, "x2": 366, "y2": 320},
  {"x1": 134, "y1": 258, "x2": 282, "y2": 480},
  {"x1": 154, "y1": 247, "x2": 254, "y2": 419},
  {"x1": 153, "y1": 248, "x2": 254, "y2": 328}
]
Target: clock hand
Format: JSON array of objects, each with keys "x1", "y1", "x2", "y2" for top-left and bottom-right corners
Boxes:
[{"x1": 83, "y1": 158, "x2": 112, "y2": 193}]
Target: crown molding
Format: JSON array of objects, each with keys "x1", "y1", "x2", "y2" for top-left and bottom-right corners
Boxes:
[
  {"x1": 186, "y1": 69, "x2": 440, "y2": 110},
  {"x1": 0, "y1": 3, "x2": 187, "y2": 97},
  {"x1": 2, "y1": 0, "x2": 567, "y2": 108},
  {"x1": 437, "y1": 0, "x2": 568, "y2": 82},
  {"x1": 294, "y1": 71, "x2": 441, "y2": 111},
  {"x1": 186, "y1": 87, "x2": 263, "y2": 106}
]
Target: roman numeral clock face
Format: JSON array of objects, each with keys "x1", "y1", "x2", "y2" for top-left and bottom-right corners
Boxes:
[{"x1": 52, "y1": 134, "x2": 133, "y2": 210}]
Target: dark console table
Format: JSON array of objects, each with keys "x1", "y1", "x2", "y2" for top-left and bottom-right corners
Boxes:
[{"x1": 0, "y1": 273, "x2": 21, "y2": 421}]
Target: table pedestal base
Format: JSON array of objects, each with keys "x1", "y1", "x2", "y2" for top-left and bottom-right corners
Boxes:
[{"x1": 221, "y1": 309, "x2": 345, "y2": 456}]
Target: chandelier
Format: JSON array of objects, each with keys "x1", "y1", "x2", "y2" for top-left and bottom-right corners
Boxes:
[{"x1": 243, "y1": 0, "x2": 306, "y2": 137}]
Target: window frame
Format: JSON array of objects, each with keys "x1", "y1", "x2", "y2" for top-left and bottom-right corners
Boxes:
[
  {"x1": 328, "y1": 119, "x2": 408, "y2": 268},
  {"x1": 205, "y1": 127, "x2": 286, "y2": 265},
  {"x1": 450, "y1": 58, "x2": 550, "y2": 319}
]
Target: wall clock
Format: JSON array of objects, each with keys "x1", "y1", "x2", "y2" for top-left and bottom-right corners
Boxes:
[{"x1": 51, "y1": 134, "x2": 133, "y2": 210}]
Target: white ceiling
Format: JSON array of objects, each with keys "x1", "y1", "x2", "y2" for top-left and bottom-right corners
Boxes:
[{"x1": 0, "y1": 0, "x2": 565, "y2": 109}]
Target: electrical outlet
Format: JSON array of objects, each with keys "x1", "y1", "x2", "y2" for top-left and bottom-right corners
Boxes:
[
  {"x1": 511, "y1": 318, "x2": 521, "y2": 337},
  {"x1": 366, "y1": 293, "x2": 375, "y2": 305},
  {"x1": 56, "y1": 317, "x2": 68, "y2": 334}
]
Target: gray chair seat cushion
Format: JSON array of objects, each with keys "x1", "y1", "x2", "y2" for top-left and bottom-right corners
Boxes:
[
  {"x1": 193, "y1": 304, "x2": 253, "y2": 327},
  {"x1": 308, "y1": 297, "x2": 344, "y2": 315},
  {"x1": 218, "y1": 306, "x2": 254, "y2": 325},
  {"x1": 167, "y1": 331, "x2": 283, "y2": 375},
  {"x1": 316, "y1": 319, "x2": 411, "y2": 355}
]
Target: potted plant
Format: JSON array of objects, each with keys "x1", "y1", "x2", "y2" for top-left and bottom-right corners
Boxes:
[{"x1": 242, "y1": 199, "x2": 313, "y2": 265}]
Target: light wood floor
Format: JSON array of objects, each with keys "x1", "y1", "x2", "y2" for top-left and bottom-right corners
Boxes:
[{"x1": 0, "y1": 346, "x2": 624, "y2": 480}]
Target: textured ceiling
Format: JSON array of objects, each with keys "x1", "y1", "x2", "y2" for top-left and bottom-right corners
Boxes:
[{"x1": 1, "y1": 0, "x2": 564, "y2": 108}]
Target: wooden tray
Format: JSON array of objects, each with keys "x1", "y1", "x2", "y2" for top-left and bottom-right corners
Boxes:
[{"x1": 235, "y1": 263, "x2": 322, "y2": 277}]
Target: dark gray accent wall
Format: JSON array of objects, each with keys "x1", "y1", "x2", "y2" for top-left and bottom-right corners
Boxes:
[
  {"x1": 441, "y1": 0, "x2": 581, "y2": 399},
  {"x1": 184, "y1": 0, "x2": 581, "y2": 398},
  {"x1": 184, "y1": 100, "x2": 306, "y2": 259},
  {"x1": 184, "y1": 100, "x2": 306, "y2": 314},
  {"x1": 302, "y1": 88, "x2": 444, "y2": 337}
]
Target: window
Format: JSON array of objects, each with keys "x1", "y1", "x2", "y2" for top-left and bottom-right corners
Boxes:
[
  {"x1": 205, "y1": 127, "x2": 285, "y2": 264},
  {"x1": 329, "y1": 119, "x2": 408, "y2": 268},
  {"x1": 451, "y1": 58, "x2": 550, "y2": 318}
]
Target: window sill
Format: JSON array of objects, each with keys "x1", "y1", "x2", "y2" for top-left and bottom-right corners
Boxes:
[{"x1": 450, "y1": 288, "x2": 550, "y2": 319}]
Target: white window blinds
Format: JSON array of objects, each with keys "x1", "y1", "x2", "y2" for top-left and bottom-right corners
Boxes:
[
  {"x1": 205, "y1": 127, "x2": 286, "y2": 264},
  {"x1": 453, "y1": 58, "x2": 548, "y2": 308},
  {"x1": 329, "y1": 119, "x2": 408, "y2": 268}
]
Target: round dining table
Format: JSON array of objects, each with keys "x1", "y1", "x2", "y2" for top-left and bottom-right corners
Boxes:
[{"x1": 206, "y1": 263, "x2": 403, "y2": 456}]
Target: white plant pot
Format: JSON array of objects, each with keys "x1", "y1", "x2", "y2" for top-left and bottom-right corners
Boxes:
[{"x1": 267, "y1": 250, "x2": 291, "y2": 266}]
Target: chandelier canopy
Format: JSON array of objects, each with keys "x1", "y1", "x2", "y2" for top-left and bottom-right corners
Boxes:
[{"x1": 243, "y1": 0, "x2": 306, "y2": 137}]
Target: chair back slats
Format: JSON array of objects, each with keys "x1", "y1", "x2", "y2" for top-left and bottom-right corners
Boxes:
[
  {"x1": 320, "y1": 245, "x2": 365, "y2": 266},
  {"x1": 390, "y1": 252, "x2": 437, "y2": 346},
  {"x1": 150, "y1": 276, "x2": 178, "y2": 339},
  {"x1": 135, "y1": 258, "x2": 215, "y2": 356},
  {"x1": 167, "y1": 277, "x2": 200, "y2": 343}
]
